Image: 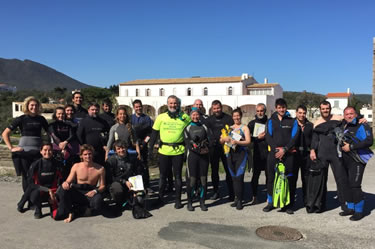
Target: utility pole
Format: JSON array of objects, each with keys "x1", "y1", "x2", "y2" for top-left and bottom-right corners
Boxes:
[{"x1": 373, "y1": 37, "x2": 375, "y2": 135}]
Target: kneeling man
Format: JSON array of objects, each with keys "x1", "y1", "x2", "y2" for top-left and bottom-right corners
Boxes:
[{"x1": 58, "y1": 144, "x2": 105, "y2": 223}]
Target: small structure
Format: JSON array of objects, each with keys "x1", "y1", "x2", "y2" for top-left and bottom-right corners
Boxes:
[
  {"x1": 326, "y1": 89, "x2": 352, "y2": 115},
  {"x1": 0, "y1": 83, "x2": 17, "y2": 93},
  {"x1": 360, "y1": 104, "x2": 373, "y2": 123},
  {"x1": 12, "y1": 102, "x2": 64, "y2": 120}
]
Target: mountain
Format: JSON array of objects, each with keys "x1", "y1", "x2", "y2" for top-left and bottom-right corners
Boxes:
[{"x1": 0, "y1": 58, "x2": 90, "y2": 91}]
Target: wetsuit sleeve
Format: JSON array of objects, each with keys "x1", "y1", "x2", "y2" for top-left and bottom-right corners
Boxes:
[
  {"x1": 76, "y1": 120, "x2": 85, "y2": 145},
  {"x1": 65, "y1": 124, "x2": 75, "y2": 143},
  {"x1": 310, "y1": 130, "x2": 319, "y2": 151},
  {"x1": 106, "y1": 125, "x2": 116, "y2": 149},
  {"x1": 351, "y1": 124, "x2": 373, "y2": 150},
  {"x1": 8, "y1": 116, "x2": 22, "y2": 131},
  {"x1": 265, "y1": 119, "x2": 276, "y2": 152},
  {"x1": 148, "y1": 129, "x2": 160, "y2": 150},
  {"x1": 285, "y1": 119, "x2": 300, "y2": 151},
  {"x1": 48, "y1": 123, "x2": 61, "y2": 145},
  {"x1": 41, "y1": 116, "x2": 49, "y2": 133}
]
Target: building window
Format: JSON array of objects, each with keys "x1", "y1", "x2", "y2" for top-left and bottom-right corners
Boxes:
[
  {"x1": 160, "y1": 88, "x2": 165, "y2": 96},
  {"x1": 368, "y1": 114, "x2": 373, "y2": 118},
  {"x1": 146, "y1": 88, "x2": 151, "y2": 96},
  {"x1": 228, "y1": 87, "x2": 232, "y2": 95},
  {"x1": 203, "y1": 87, "x2": 208, "y2": 96},
  {"x1": 135, "y1": 89, "x2": 139, "y2": 97},
  {"x1": 334, "y1": 100, "x2": 339, "y2": 108},
  {"x1": 15, "y1": 104, "x2": 19, "y2": 112},
  {"x1": 187, "y1": 88, "x2": 192, "y2": 96}
]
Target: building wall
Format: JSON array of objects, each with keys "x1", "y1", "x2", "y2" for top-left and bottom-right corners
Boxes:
[
  {"x1": 360, "y1": 107, "x2": 373, "y2": 123},
  {"x1": 327, "y1": 97, "x2": 348, "y2": 114}
]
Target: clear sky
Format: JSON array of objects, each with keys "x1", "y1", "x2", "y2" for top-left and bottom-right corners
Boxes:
[{"x1": 1, "y1": 0, "x2": 374, "y2": 94}]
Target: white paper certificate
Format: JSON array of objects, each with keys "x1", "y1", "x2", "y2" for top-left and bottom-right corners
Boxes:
[{"x1": 253, "y1": 123, "x2": 266, "y2": 137}]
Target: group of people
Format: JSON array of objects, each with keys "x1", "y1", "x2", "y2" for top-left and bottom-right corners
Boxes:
[{"x1": 1, "y1": 91, "x2": 373, "y2": 222}]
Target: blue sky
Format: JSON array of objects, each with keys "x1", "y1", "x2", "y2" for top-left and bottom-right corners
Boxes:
[{"x1": 1, "y1": 0, "x2": 374, "y2": 94}]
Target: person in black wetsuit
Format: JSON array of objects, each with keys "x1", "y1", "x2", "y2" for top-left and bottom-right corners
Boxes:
[
  {"x1": 205, "y1": 100, "x2": 234, "y2": 201},
  {"x1": 2, "y1": 96, "x2": 49, "y2": 193},
  {"x1": 131, "y1": 99, "x2": 154, "y2": 193},
  {"x1": 264, "y1": 98, "x2": 300, "y2": 214},
  {"x1": 71, "y1": 91, "x2": 87, "y2": 124},
  {"x1": 184, "y1": 108, "x2": 212, "y2": 211},
  {"x1": 106, "y1": 140, "x2": 151, "y2": 218},
  {"x1": 221, "y1": 108, "x2": 251, "y2": 210},
  {"x1": 99, "y1": 98, "x2": 116, "y2": 128},
  {"x1": 48, "y1": 107, "x2": 78, "y2": 179},
  {"x1": 77, "y1": 103, "x2": 110, "y2": 165},
  {"x1": 339, "y1": 106, "x2": 373, "y2": 221},
  {"x1": 294, "y1": 105, "x2": 314, "y2": 207},
  {"x1": 17, "y1": 142, "x2": 62, "y2": 219},
  {"x1": 310, "y1": 100, "x2": 347, "y2": 213},
  {"x1": 57, "y1": 144, "x2": 106, "y2": 223},
  {"x1": 247, "y1": 103, "x2": 268, "y2": 205}
]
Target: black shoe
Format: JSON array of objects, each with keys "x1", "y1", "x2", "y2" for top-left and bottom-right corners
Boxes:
[
  {"x1": 286, "y1": 208, "x2": 294, "y2": 215},
  {"x1": 236, "y1": 201, "x2": 243, "y2": 210},
  {"x1": 200, "y1": 200, "x2": 208, "y2": 211},
  {"x1": 339, "y1": 209, "x2": 355, "y2": 216},
  {"x1": 250, "y1": 197, "x2": 258, "y2": 205},
  {"x1": 228, "y1": 195, "x2": 235, "y2": 202},
  {"x1": 306, "y1": 207, "x2": 315, "y2": 213},
  {"x1": 210, "y1": 192, "x2": 220, "y2": 200},
  {"x1": 263, "y1": 203, "x2": 275, "y2": 212},
  {"x1": 187, "y1": 202, "x2": 194, "y2": 211},
  {"x1": 230, "y1": 198, "x2": 238, "y2": 207},
  {"x1": 174, "y1": 201, "x2": 183, "y2": 209},
  {"x1": 34, "y1": 209, "x2": 42, "y2": 219},
  {"x1": 350, "y1": 212, "x2": 364, "y2": 221}
]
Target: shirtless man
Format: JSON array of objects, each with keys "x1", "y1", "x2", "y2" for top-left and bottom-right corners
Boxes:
[{"x1": 58, "y1": 144, "x2": 105, "y2": 223}]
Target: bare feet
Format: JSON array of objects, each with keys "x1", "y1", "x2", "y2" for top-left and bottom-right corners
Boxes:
[{"x1": 64, "y1": 213, "x2": 74, "y2": 223}]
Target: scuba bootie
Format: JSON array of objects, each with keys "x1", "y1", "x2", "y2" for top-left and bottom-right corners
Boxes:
[
  {"x1": 236, "y1": 200, "x2": 243, "y2": 210},
  {"x1": 200, "y1": 199, "x2": 208, "y2": 211},
  {"x1": 339, "y1": 209, "x2": 354, "y2": 216},
  {"x1": 230, "y1": 198, "x2": 238, "y2": 207},
  {"x1": 187, "y1": 201, "x2": 194, "y2": 211},
  {"x1": 350, "y1": 212, "x2": 364, "y2": 221},
  {"x1": 174, "y1": 200, "x2": 183, "y2": 209}
]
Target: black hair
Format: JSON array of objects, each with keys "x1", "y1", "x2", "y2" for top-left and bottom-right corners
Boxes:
[
  {"x1": 275, "y1": 98, "x2": 287, "y2": 108},
  {"x1": 211, "y1": 100, "x2": 222, "y2": 107},
  {"x1": 232, "y1": 107, "x2": 242, "y2": 118},
  {"x1": 52, "y1": 107, "x2": 65, "y2": 120},
  {"x1": 296, "y1": 104, "x2": 307, "y2": 112},
  {"x1": 132, "y1": 99, "x2": 143, "y2": 107}
]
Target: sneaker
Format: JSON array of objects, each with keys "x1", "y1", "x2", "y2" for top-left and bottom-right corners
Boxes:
[
  {"x1": 263, "y1": 203, "x2": 275, "y2": 212},
  {"x1": 210, "y1": 192, "x2": 220, "y2": 200},
  {"x1": 350, "y1": 212, "x2": 364, "y2": 221},
  {"x1": 339, "y1": 210, "x2": 355, "y2": 216},
  {"x1": 250, "y1": 197, "x2": 258, "y2": 205}
]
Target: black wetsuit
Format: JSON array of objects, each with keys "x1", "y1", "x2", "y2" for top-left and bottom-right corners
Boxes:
[
  {"x1": 311, "y1": 119, "x2": 346, "y2": 211},
  {"x1": 106, "y1": 154, "x2": 135, "y2": 206},
  {"x1": 77, "y1": 115, "x2": 110, "y2": 165},
  {"x1": 131, "y1": 113, "x2": 153, "y2": 189},
  {"x1": 206, "y1": 112, "x2": 234, "y2": 198},
  {"x1": 72, "y1": 106, "x2": 87, "y2": 124},
  {"x1": 265, "y1": 112, "x2": 299, "y2": 207},
  {"x1": 295, "y1": 119, "x2": 313, "y2": 205},
  {"x1": 248, "y1": 115, "x2": 268, "y2": 199},
  {"x1": 99, "y1": 111, "x2": 116, "y2": 128},
  {"x1": 9, "y1": 115, "x2": 48, "y2": 191},
  {"x1": 17, "y1": 158, "x2": 62, "y2": 217},
  {"x1": 48, "y1": 120, "x2": 79, "y2": 179},
  {"x1": 340, "y1": 118, "x2": 373, "y2": 214},
  {"x1": 184, "y1": 122, "x2": 211, "y2": 207}
]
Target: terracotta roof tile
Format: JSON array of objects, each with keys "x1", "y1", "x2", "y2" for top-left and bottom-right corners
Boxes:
[
  {"x1": 247, "y1": 83, "x2": 279, "y2": 88},
  {"x1": 326, "y1": 93, "x2": 351, "y2": 98},
  {"x1": 119, "y1": 76, "x2": 251, "y2": 86}
]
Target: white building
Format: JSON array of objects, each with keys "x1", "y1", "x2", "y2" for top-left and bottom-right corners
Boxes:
[
  {"x1": 326, "y1": 90, "x2": 352, "y2": 115},
  {"x1": 12, "y1": 102, "x2": 64, "y2": 120},
  {"x1": 360, "y1": 105, "x2": 373, "y2": 123},
  {"x1": 116, "y1": 73, "x2": 283, "y2": 120}
]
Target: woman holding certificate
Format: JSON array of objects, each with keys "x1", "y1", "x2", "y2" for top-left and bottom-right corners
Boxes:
[{"x1": 220, "y1": 108, "x2": 251, "y2": 210}]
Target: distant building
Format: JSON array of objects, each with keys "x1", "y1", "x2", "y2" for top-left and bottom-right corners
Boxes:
[
  {"x1": 116, "y1": 74, "x2": 283, "y2": 120},
  {"x1": 360, "y1": 104, "x2": 373, "y2": 123},
  {"x1": 12, "y1": 102, "x2": 64, "y2": 120},
  {"x1": 0, "y1": 83, "x2": 17, "y2": 93},
  {"x1": 326, "y1": 89, "x2": 352, "y2": 115}
]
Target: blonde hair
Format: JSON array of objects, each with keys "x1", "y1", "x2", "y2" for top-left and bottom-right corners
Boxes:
[{"x1": 22, "y1": 96, "x2": 42, "y2": 115}]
